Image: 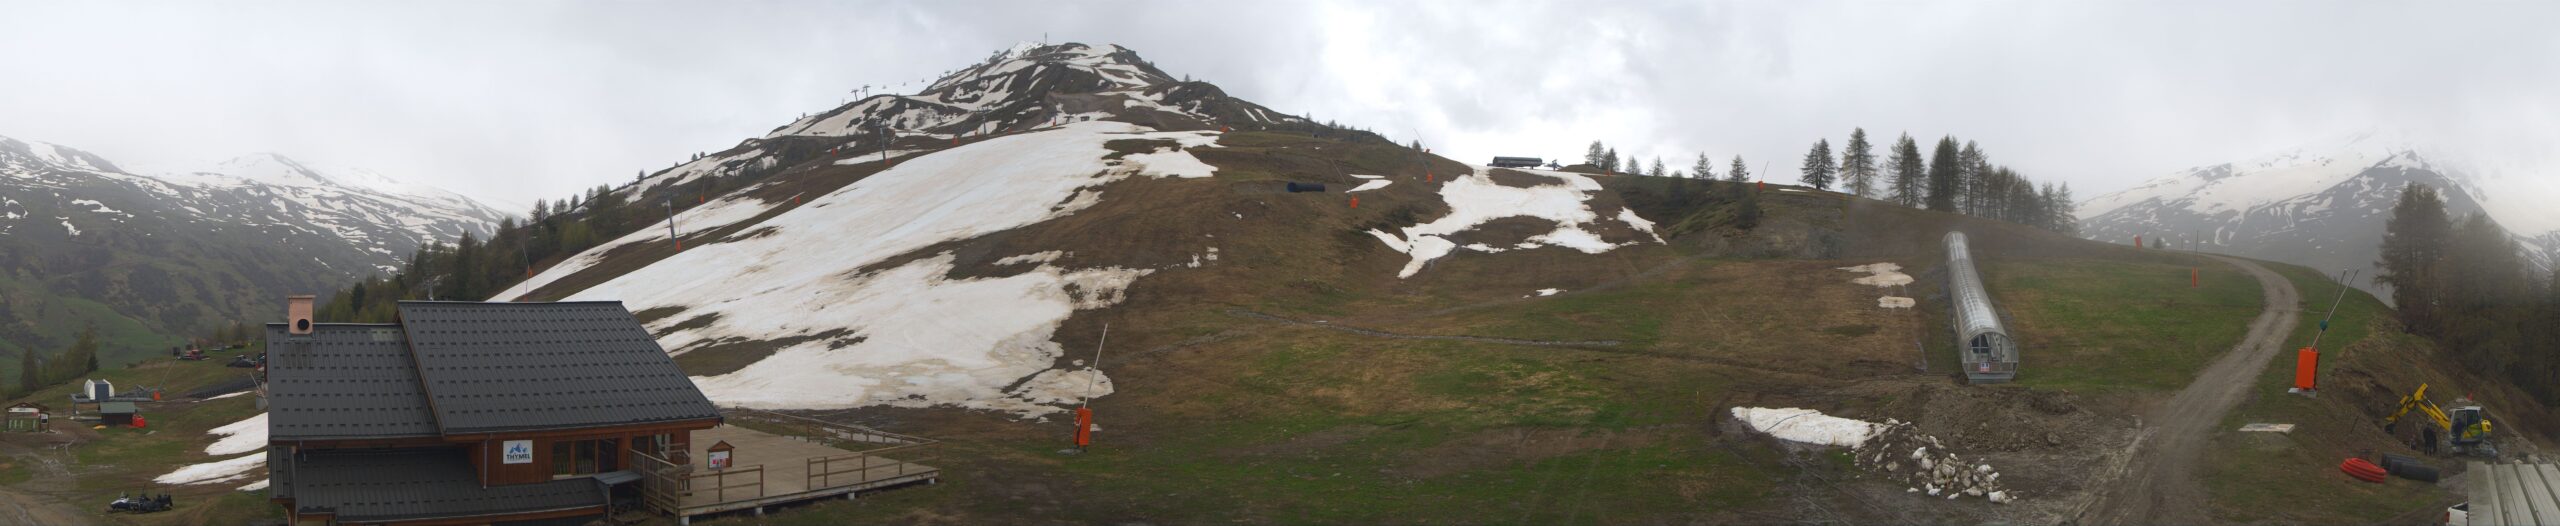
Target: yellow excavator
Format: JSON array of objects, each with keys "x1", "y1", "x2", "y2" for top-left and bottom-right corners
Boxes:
[{"x1": 2383, "y1": 383, "x2": 2496, "y2": 457}]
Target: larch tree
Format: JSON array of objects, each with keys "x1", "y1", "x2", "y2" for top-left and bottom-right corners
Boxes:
[
  {"x1": 17, "y1": 346, "x2": 36, "y2": 394},
  {"x1": 1957, "y1": 141, "x2": 1987, "y2": 215},
  {"x1": 1650, "y1": 157, "x2": 1667, "y2": 178},
  {"x1": 1800, "y1": 139, "x2": 1837, "y2": 190},
  {"x1": 1841, "y1": 128, "x2": 1878, "y2": 198},
  {"x1": 1691, "y1": 153, "x2": 1716, "y2": 180},
  {"x1": 1925, "y1": 136, "x2": 1962, "y2": 212},
  {"x1": 1887, "y1": 133, "x2": 1926, "y2": 207},
  {"x1": 1585, "y1": 141, "x2": 1607, "y2": 167},
  {"x1": 2376, "y1": 183, "x2": 2452, "y2": 336}
]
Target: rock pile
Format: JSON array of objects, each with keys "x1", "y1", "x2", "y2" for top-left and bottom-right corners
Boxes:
[{"x1": 1855, "y1": 419, "x2": 2014, "y2": 503}]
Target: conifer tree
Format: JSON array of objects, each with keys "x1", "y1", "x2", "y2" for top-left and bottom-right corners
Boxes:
[
  {"x1": 17, "y1": 346, "x2": 36, "y2": 394},
  {"x1": 1957, "y1": 141, "x2": 1987, "y2": 215},
  {"x1": 1887, "y1": 134, "x2": 1925, "y2": 207},
  {"x1": 2377, "y1": 183, "x2": 2452, "y2": 335},
  {"x1": 1585, "y1": 141, "x2": 1606, "y2": 167},
  {"x1": 1925, "y1": 136, "x2": 1962, "y2": 211},
  {"x1": 2048, "y1": 183, "x2": 2078, "y2": 235},
  {"x1": 1691, "y1": 153, "x2": 1715, "y2": 180},
  {"x1": 1650, "y1": 157, "x2": 1667, "y2": 178},
  {"x1": 1841, "y1": 128, "x2": 1878, "y2": 198},
  {"x1": 1602, "y1": 148, "x2": 1620, "y2": 174},
  {"x1": 1727, "y1": 156, "x2": 1751, "y2": 184},
  {"x1": 1800, "y1": 139, "x2": 1837, "y2": 190}
]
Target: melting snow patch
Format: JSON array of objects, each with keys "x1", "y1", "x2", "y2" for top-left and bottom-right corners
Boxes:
[
  {"x1": 572, "y1": 122, "x2": 1183, "y2": 415},
  {"x1": 1839, "y1": 263, "x2": 1913, "y2": 287},
  {"x1": 1007, "y1": 368, "x2": 1113, "y2": 406},
  {"x1": 1347, "y1": 179, "x2": 1392, "y2": 192},
  {"x1": 1369, "y1": 166, "x2": 1659, "y2": 278},
  {"x1": 1730, "y1": 407, "x2": 1877, "y2": 448},
  {"x1": 60, "y1": 218, "x2": 78, "y2": 236},
  {"x1": 156, "y1": 453, "x2": 264, "y2": 485},
  {"x1": 491, "y1": 193, "x2": 780, "y2": 301},
  {"x1": 238, "y1": 479, "x2": 270, "y2": 491},
  {"x1": 1878, "y1": 296, "x2": 1916, "y2": 309},
  {"x1": 204, "y1": 413, "x2": 268, "y2": 456},
  {"x1": 1730, "y1": 409, "x2": 2022, "y2": 503},
  {"x1": 1536, "y1": 288, "x2": 1563, "y2": 296},
  {"x1": 202, "y1": 390, "x2": 251, "y2": 401},
  {"x1": 1121, "y1": 148, "x2": 1217, "y2": 178},
  {"x1": 995, "y1": 251, "x2": 1065, "y2": 266}
]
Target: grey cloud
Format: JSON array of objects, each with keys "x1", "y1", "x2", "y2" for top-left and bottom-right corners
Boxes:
[{"x1": 2, "y1": 0, "x2": 2554, "y2": 218}]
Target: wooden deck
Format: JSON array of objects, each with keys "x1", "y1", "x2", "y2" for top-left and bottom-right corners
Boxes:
[{"x1": 648, "y1": 424, "x2": 939, "y2": 523}]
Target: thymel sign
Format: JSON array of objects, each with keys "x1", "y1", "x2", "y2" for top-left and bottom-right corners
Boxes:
[{"x1": 502, "y1": 440, "x2": 534, "y2": 464}]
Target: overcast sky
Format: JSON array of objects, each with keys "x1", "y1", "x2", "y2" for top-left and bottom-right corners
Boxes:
[{"x1": 5, "y1": 1, "x2": 2556, "y2": 226}]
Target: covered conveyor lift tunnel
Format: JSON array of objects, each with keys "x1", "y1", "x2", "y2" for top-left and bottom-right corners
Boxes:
[{"x1": 1944, "y1": 231, "x2": 2020, "y2": 383}]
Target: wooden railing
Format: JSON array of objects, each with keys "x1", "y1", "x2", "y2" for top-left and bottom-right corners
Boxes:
[
  {"x1": 805, "y1": 440, "x2": 941, "y2": 490},
  {"x1": 693, "y1": 465, "x2": 766, "y2": 504},
  {"x1": 632, "y1": 449, "x2": 767, "y2": 512},
  {"x1": 630, "y1": 451, "x2": 687, "y2": 515}
]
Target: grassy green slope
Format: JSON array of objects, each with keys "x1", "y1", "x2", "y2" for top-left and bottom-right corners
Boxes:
[
  {"x1": 2200, "y1": 262, "x2": 2560, "y2": 524},
  {"x1": 1986, "y1": 257, "x2": 2262, "y2": 393},
  {"x1": 0, "y1": 350, "x2": 272, "y2": 525},
  {"x1": 0, "y1": 273, "x2": 181, "y2": 386}
]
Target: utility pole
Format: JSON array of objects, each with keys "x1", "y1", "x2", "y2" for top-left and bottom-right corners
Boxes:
[
  {"x1": 664, "y1": 198, "x2": 680, "y2": 250},
  {"x1": 2307, "y1": 269, "x2": 2362, "y2": 350},
  {"x1": 1073, "y1": 323, "x2": 1109, "y2": 452}
]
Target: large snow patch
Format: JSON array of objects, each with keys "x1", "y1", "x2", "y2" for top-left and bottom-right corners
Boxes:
[
  {"x1": 1367, "y1": 166, "x2": 1658, "y2": 278},
  {"x1": 204, "y1": 413, "x2": 268, "y2": 456},
  {"x1": 566, "y1": 121, "x2": 1209, "y2": 415}
]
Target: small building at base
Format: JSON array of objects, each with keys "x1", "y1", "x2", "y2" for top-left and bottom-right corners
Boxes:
[
  {"x1": 6, "y1": 403, "x2": 47, "y2": 432},
  {"x1": 264, "y1": 298, "x2": 723, "y2": 526},
  {"x1": 98, "y1": 402, "x2": 137, "y2": 427}
]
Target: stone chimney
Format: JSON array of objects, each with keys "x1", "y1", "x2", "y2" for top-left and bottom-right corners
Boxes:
[{"x1": 287, "y1": 295, "x2": 315, "y2": 336}]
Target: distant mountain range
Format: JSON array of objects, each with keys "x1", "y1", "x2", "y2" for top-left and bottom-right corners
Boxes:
[
  {"x1": 0, "y1": 135, "x2": 505, "y2": 359},
  {"x1": 2076, "y1": 130, "x2": 2556, "y2": 301}
]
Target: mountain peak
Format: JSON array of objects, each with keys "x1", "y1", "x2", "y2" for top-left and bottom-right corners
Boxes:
[
  {"x1": 0, "y1": 135, "x2": 122, "y2": 173},
  {"x1": 755, "y1": 42, "x2": 1299, "y2": 143}
]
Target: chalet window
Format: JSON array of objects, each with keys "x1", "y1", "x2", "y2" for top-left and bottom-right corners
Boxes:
[
  {"x1": 550, "y1": 438, "x2": 620, "y2": 477},
  {"x1": 631, "y1": 433, "x2": 676, "y2": 460}
]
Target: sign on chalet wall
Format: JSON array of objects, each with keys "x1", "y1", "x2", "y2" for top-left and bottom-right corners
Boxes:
[{"x1": 503, "y1": 440, "x2": 534, "y2": 464}]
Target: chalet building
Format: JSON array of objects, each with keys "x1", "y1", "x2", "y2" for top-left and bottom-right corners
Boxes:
[{"x1": 264, "y1": 296, "x2": 722, "y2": 525}]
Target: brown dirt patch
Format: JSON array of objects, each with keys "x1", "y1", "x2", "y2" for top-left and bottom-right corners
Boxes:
[
  {"x1": 1485, "y1": 168, "x2": 1566, "y2": 188},
  {"x1": 1440, "y1": 216, "x2": 1564, "y2": 249}
]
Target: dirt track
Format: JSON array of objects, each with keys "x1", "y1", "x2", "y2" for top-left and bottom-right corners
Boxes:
[{"x1": 2075, "y1": 255, "x2": 2299, "y2": 525}]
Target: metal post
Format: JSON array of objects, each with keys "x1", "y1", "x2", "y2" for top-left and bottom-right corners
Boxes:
[
  {"x1": 1080, "y1": 323, "x2": 1110, "y2": 410},
  {"x1": 664, "y1": 198, "x2": 680, "y2": 249},
  {"x1": 2307, "y1": 269, "x2": 2360, "y2": 350}
]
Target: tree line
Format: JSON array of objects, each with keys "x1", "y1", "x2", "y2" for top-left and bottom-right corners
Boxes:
[
  {"x1": 1581, "y1": 128, "x2": 2078, "y2": 235},
  {"x1": 8, "y1": 325, "x2": 98, "y2": 399},
  {"x1": 2375, "y1": 183, "x2": 2560, "y2": 403},
  {"x1": 309, "y1": 183, "x2": 653, "y2": 323}
]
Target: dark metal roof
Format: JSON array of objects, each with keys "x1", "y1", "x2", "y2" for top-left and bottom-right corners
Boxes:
[
  {"x1": 394, "y1": 301, "x2": 721, "y2": 435},
  {"x1": 285, "y1": 447, "x2": 604, "y2": 523},
  {"x1": 268, "y1": 446, "x2": 294, "y2": 502},
  {"x1": 263, "y1": 324, "x2": 441, "y2": 440}
]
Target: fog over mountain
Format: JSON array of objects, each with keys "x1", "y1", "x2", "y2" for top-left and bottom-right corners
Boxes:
[{"x1": 3, "y1": 1, "x2": 2555, "y2": 213}]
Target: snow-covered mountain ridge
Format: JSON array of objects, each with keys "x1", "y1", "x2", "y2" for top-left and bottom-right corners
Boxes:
[
  {"x1": 620, "y1": 42, "x2": 1311, "y2": 201},
  {"x1": 0, "y1": 134, "x2": 507, "y2": 337},
  {"x1": 2077, "y1": 130, "x2": 2556, "y2": 300}
]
